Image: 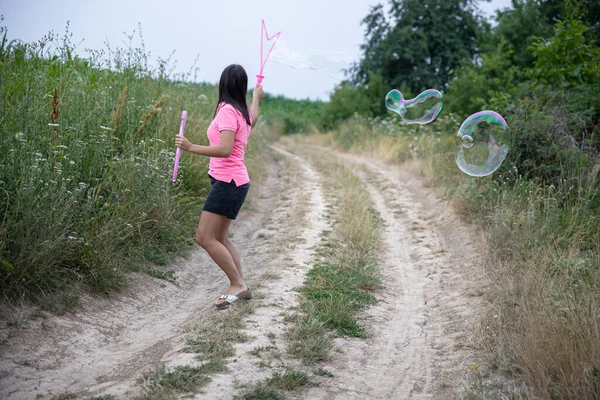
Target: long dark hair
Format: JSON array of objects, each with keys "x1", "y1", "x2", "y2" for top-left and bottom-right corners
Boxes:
[{"x1": 214, "y1": 64, "x2": 251, "y2": 126}]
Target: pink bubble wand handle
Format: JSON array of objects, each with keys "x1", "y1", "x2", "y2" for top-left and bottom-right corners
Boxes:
[
  {"x1": 172, "y1": 110, "x2": 187, "y2": 182},
  {"x1": 257, "y1": 19, "x2": 281, "y2": 85}
]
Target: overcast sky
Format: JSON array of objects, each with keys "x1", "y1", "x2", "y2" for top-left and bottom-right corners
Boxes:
[{"x1": 2, "y1": 0, "x2": 513, "y2": 100}]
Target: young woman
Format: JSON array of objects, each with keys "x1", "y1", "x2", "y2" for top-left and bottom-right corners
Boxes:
[{"x1": 175, "y1": 64, "x2": 264, "y2": 309}]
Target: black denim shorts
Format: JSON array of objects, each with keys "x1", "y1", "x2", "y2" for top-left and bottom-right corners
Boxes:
[{"x1": 202, "y1": 175, "x2": 250, "y2": 220}]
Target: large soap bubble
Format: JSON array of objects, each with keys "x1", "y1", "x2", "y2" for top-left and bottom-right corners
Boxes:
[
  {"x1": 385, "y1": 89, "x2": 443, "y2": 125},
  {"x1": 456, "y1": 111, "x2": 510, "y2": 177},
  {"x1": 270, "y1": 39, "x2": 354, "y2": 81}
]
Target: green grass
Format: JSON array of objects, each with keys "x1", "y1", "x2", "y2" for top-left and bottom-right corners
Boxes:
[
  {"x1": 235, "y1": 384, "x2": 285, "y2": 400},
  {"x1": 49, "y1": 393, "x2": 77, "y2": 400},
  {"x1": 0, "y1": 23, "x2": 276, "y2": 311},
  {"x1": 135, "y1": 301, "x2": 255, "y2": 395},
  {"x1": 260, "y1": 94, "x2": 325, "y2": 135},
  {"x1": 135, "y1": 359, "x2": 227, "y2": 399},
  {"x1": 185, "y1": 301, "x2": 254, "y2": 360},
  {"x1": 285, "y1": 154, "x2": 383, "y2": 363},
  {"x1": 0, "y1": 24, "x2": 219, "y2": 309},
  {"x1": 301, "y1": 264, "x2": 380, "y2": 337},
  {"x1": 234, "y1": 370, "x2": 316, "y2": 400},
  {"x1": 286, "y1": 315, "x2": 333, "y2": 363},
  {"x1": 313, "y1": 368, "x2": 334, "y2": 377}
]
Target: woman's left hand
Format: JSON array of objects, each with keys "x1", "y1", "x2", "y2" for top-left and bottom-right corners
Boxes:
[{"x1": 175, "y1": 136, "x2": 192, "y2": 151}]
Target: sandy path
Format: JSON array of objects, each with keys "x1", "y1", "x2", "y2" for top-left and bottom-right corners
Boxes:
[
  {"x1": 293, "y1": 146, "x2": 485, "y2": 399},
  {"x1": 195, "y1": 145, "x2": 329, "y2": 398},
  {"x1": 0, "y1": 153, "x2": 296, "y2": 399},
  {"x1": 0, "y1": 143, "x2": 484, "y2": 400}
]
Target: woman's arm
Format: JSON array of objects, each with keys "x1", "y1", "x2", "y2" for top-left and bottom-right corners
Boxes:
[
  {"x1": 251, "y1": 85, "x2": 264, "y2": 128},
  {"x1": 175, "y1": 130, "x2": 235, "y2": 158}
]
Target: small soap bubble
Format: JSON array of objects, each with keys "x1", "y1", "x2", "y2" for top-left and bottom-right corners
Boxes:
[{"x1": 461, "y1": 135, "x2": 474, "y2": 149}]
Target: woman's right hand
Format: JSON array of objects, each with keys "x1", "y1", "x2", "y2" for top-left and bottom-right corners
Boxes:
[{"x1": 253, "y1": 85, "x2": 265, "y2": 101}]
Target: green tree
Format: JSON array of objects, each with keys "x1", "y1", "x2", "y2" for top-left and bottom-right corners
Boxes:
[
  {"x1": 530, "y1": 18, "x2": 600, "y2": 88},
  {"x1": 489, "y1": 0, "x2": 556, "y2": 68},
  {"x1": 444, "y1": 41, "x2": 525, "y2": 116},
  {"x1": 354, "y1": 0, "x2": 486, "y2": 94},
  {"x1": 490, "y1": 0, "x2": 600, "y2": 69},
  {"x1": 323, "y1": 72, "x2": 387, "y2": 128}
]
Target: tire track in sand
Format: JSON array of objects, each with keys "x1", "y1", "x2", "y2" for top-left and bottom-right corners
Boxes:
[
  {"x1": 296, "y1": 146, "x2": 485, "y2": 400},
  {"x1": 195, "y1": 144, "x2": 329, "y2": 399}
]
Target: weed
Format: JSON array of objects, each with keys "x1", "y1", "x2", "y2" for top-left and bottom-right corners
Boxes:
[
  {"x1": 49, "y1": 393, "x2": 77, "y2": 400},
  {"x1": 313, "y1": 368, "x2": 334, "y2": 377},
  {"x1": 234, "y1": 369, "x2": 316, "y2": 400},
  {"x1": 136, "y1": 359, "x2": 226, "y2": 399}
]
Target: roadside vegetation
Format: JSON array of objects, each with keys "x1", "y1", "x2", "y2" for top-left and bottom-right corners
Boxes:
[
  {"x1": 0, "y1": 23, "x2": 272, "y2": 312},
  {"x1": 302, "y1": 0, "x2": 599, "y2": 397}
]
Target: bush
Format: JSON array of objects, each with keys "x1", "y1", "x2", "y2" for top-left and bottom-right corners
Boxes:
[
  {"x1": 0, "y1": 25, "x2": 216, "y2": 307},
  {"x1": 322, "y1": 72, "x2": 388, "y2": 129}
]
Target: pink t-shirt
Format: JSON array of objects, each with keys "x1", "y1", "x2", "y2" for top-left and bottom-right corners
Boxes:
[{"x1": 207, "y1": 103, "x2": 253, "y2": 186}]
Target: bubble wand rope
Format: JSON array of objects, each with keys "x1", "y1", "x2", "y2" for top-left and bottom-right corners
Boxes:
[
  {"x1": 172, "y1": 110, "x2": 187, "y2": 182},
  {"x1": 257, "y1": 19, "x2": 281, "y2": 85}
]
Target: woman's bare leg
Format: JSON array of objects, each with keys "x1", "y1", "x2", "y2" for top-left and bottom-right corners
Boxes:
[
  {"x1": 215, "y1": 218, "x2": 244, "y2": 280},
  {"x1": 196, "y1": 211, "x2": 247, "y2": 300}
]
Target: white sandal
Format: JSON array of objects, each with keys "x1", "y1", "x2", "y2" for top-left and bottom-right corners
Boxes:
[
  {"x1": 215, "y1": 294, "x2": 239, "y2": 309},
  {"x1": 215, "y1": 289, "x2": 252, "y2": 309}
]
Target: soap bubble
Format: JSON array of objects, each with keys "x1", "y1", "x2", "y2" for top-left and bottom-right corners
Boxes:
[
  {"x1": 385, "y1": 89, "x2": 443, "y2": 125},
  {"x1": 270, "y1": 39, "x2": 354, "y2": 81},
  {"x1": 461, "y1": 135, "x2": 474, "y2": 149},
  {"x1": 456, "y1": 111, "x2": 510, "y2": 177}
]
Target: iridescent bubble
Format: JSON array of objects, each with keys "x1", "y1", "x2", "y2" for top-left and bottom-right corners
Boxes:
[
  {"x1": 270, "y1": 39, "x2": 355, "y2": 81},
  {"x1": 456, "y1": 111, "x2": 510, "y2": 177},
  {"x1": 385, "y1": 89, "x2": 443, "y2": 125}
]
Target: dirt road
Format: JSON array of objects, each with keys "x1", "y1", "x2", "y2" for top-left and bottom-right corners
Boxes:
[{"x1": 0, "y1": 143, "x2": 485, "y2": 399}]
